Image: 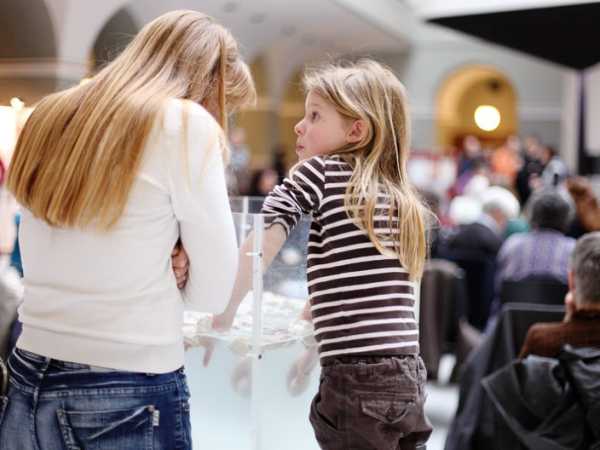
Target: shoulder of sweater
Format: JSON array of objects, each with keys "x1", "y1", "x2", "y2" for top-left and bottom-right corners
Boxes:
[{"x1": 160, "y1": 98, "x2": 220, "y2": 137}]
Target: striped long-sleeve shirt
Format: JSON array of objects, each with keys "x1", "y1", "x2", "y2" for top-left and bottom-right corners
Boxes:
[{"x1": 262, "y1": 155, "x2": 419, "y2": 364}]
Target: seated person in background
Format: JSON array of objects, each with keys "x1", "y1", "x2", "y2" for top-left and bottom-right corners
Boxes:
[
  {"x1": 445, "y1": 186, "x2": 520, "y2": 259},
  {"x1": 539, "y1": 145, "x2": 569, "y2": 187},
  {"x1": 441, "y1": 186, "x2": 520, "y2": 329},
  {"x1": 495, "y1": 189, "x2": 575, "y2": 290},
  {"x1": 519, "y1": 231, "x2": 600, "y2": 358},
  {"x1": 247, "y1": 168, "x2": 279, "y2": 197},
  {"x1": 566, "y1": 176, "x2": 600, "y2": 236}
]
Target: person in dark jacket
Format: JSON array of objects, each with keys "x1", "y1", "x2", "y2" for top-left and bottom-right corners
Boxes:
[
  {"x1": 444, "y1": 303, "x2": 565, "y2": 450},
  {"x1": 483, "y1": 345, "x2": 600, "y2": 450},
  {"x1": 520, "y1": 231, "x2": 600, "y2": 358}
]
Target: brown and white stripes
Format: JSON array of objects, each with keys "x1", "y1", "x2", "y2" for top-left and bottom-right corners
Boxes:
[{"x1": 262, "y1": 155, "x2": 419, "y2": 364}]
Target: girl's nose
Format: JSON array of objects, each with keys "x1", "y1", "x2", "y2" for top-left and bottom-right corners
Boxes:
[{"x1": 294, "y1": 119, "x2": 304, "y2": 136}]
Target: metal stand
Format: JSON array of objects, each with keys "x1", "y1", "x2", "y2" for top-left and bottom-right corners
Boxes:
[{"x1": 250, "y1": 214, "x2": 264, "y2": 450}]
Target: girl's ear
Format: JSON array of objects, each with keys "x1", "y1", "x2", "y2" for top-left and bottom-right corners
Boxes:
[{"x1": 346, "y1": 119, "x2": 367, "y2": 144}]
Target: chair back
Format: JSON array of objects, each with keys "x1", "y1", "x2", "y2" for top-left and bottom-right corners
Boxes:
[
  {"x1": 419, "y1": 259, "x2": 466, "y2": 379},
  {"x1": 500, "y1": 276, "x2": 568, "y2": 306}
]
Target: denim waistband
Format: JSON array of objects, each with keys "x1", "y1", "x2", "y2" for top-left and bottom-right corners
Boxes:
[{"x1": 8, "y1": 347, "x2": 185, "y2": 397}]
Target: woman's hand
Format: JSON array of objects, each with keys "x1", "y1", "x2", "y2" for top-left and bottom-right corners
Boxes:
[{"x1": 171, "y1": 243, "x2": 189, "y2": 289}]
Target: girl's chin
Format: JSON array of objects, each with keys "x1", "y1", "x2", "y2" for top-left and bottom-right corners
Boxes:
[
  {"x1": 296, "y1": 148, "x2": 309, "y2": 160},
  {"x1": 296, "y1": 148, "x2": 336, "y2": 161}
]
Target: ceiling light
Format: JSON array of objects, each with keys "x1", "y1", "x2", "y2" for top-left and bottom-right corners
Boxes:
[{"x1": 474, "y1": 105, "x2": 500, "y2": 132}]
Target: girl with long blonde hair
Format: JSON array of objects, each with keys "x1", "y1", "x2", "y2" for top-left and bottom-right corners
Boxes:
[
  {"x1": 214, "y1": 59, "x2": 431, "y2": 449},
  {"x1": 1, "y1": 10, "x2": 255, "y2": 450}
]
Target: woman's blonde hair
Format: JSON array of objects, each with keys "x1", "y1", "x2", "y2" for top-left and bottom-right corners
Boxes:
[
  {"x1": 303, "y1": 59, "x2": 427, "y2": 280},
  {"x1": 8, "y1": 10, "x2": 256, "y2": 229}
]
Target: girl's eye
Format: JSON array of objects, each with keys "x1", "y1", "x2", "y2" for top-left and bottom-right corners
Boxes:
[{"x1": 310, "y1": 111, "x2": 319, "y2": 121}]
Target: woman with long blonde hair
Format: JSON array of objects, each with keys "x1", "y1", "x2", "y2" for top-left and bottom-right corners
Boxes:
[
  {"x1": 214, "y1": 59, "x2": 432, "y2": 449},
  {"x1": 0, "y1": 10, "x2": 255, "y2": 450}
]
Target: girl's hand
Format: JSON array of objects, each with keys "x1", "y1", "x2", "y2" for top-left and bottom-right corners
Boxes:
[
  {"x1": 286, "y1": 347, "x2": 318, "y2": 396},
  {"x1": 171, "y1": 243, "x2": 189, "y2": 289},
  {"x1": 300, "y1": 300, "x2": 312, "y2": 321}
]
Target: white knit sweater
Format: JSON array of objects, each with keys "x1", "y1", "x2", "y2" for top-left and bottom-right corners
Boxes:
[{"x1": 17, "y1": 99, "x2": 238, "y2": 373}]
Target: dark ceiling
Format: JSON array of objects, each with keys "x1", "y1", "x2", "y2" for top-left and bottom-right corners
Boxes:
[{"x1": 428, "y1": 2, "x2": 600, "y2": 70}]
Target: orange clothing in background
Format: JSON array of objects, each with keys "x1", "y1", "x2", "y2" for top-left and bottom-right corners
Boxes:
[{"x1": 491, "y1": 146, "x2": 520, "y2": 185}]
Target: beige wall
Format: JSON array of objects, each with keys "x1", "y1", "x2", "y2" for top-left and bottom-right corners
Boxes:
[
  {"x1": 235, "y1": 56, "x2": 275, "y2": 169},
  {"x1": 236, "y1": 61, "x2": 304, "y2": 171},
  {"x1": 278, "y1": 70, "x2": 304, "y2": 168}
]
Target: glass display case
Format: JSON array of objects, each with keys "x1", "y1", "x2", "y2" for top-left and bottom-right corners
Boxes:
[{"x1": 183, "y1": 197, "x2": 320, "y2": 450}]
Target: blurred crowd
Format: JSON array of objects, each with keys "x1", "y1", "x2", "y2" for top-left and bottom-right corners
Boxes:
[
  {"x1": 418, "y1": 135, "x2": 600, "y2": 450},
  {"x1": 416, "y1": 134, "x2": 600, "y2": 332},
  {"x1": 451, "y1": 134, "x2": 568, "y2": 204}
]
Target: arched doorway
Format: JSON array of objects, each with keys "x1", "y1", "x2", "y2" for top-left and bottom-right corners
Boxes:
[
  {"x1": 0, "y1": 0, "x2": 56, "y2": 250},
  {"x1": 91, "y1": 7, "x2": 139, "y2": 73},
  {"x1": 0, "y1": 0, "x2": 57, "y2": 104},
  {"x1": 436, "y1": 65, "x2": 518, "y2": 150}
]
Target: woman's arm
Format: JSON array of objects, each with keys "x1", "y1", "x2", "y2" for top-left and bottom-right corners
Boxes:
[{"x1": 169, "y1": 102, "x2": 238, "y2": 313}]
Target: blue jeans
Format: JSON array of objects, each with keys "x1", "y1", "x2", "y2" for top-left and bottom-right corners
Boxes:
[{"x1": 0, "y1": 347, "x2": 192, "y2": 450}]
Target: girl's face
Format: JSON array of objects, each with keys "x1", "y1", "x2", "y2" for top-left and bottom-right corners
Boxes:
[{"x1": 294, "y1": 91, "x2": 352, "y2": 161}]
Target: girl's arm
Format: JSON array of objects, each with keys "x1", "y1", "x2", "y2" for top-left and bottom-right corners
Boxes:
[
  {"x1": 213, "y1": 224, "x2": 287, "y2": 330},
  {"x1": 213, "y1": 156, "x2": 326, "y2": 330},
  {"x1": 300, "y1": 299, "x2": 312, "y2": 321}
]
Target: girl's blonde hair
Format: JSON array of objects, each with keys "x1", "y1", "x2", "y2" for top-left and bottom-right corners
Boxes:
[
  {"x1": 8, "y1": 10, "x2": 256, "y2": 230},
  {"x1": 303, "y1": 59, "x2": 427, "y2": 280}
]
